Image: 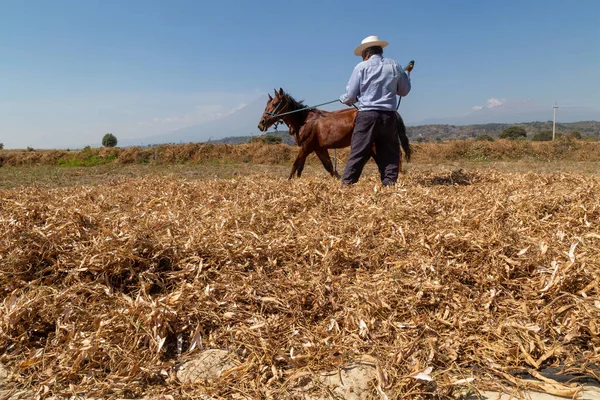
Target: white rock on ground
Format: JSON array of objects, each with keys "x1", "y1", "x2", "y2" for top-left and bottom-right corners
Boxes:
[
  {"x1": 176, "y1": 349, "x2": 238, "y2": 384},
  {"x1": 292, "y1": 363, "x2": 380, "y2": 400}
]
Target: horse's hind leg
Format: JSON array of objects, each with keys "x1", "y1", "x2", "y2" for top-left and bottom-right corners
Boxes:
[
  {"x1": 315, "y1": 149, "x2": 340, "y2": 179},
  {"x1": 288, "y1": 158, "x2": 301, "y2": 180}
]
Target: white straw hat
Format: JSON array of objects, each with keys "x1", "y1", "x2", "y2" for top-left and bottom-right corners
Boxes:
[{"x1": 354, "y1": 35, "x2": 389, "y2": 56}]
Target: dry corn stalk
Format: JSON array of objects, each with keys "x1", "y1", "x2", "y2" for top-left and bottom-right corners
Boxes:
[{"x1": 0, "y1": 168, "x2": 599, "y2": 398}]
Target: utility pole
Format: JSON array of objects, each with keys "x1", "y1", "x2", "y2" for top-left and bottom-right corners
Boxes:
[{"x1": 552, "y1": 102, "x2": 559, "y2": 140}]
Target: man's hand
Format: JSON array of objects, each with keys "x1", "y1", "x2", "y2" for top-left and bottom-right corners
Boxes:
[{"x1": 339, "y1": 94, "x2": 357, "y2": 106}]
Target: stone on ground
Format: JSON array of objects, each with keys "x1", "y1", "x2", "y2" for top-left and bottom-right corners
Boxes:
[
  {"x1": 176, "y1": 349, "x2": 238, "y2": 384},
  {"x1": 292, "y1": 363, "x2": 380, "y2": 400}
]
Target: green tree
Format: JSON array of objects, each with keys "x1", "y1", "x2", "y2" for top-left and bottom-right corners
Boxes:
[
  {"x1": 499, "y1": 126, "x2": 527, "y2": 140},
  {"x1": 531, "y1": 130, "x2": 553, "y2": 141},
  {"x1": 102, "y1": 133, "x2": 118, "y2": 148}
]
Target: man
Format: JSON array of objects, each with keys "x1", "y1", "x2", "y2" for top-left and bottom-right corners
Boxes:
[{"x1": 340, "y1": 35, "x2": 411, "y2": 186}]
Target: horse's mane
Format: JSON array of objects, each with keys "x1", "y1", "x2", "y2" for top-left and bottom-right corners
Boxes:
[
  {"x1": 283, "y1": 92, "x2": 326, "y2": 120},
  {"x1": 282, "y1": 92, "x2": 306, "y2": 111}
]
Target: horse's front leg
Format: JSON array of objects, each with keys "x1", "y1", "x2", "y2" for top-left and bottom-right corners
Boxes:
[
  {"x1": 296, "y1": 149, "x2": 312, "y2": 178},
  {"x1": 289, "y1": 146, "x2": 309, "y2": 180}
]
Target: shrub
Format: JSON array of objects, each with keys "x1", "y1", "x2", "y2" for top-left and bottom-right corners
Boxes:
[
  {"x1": 531, "y1": 131, "x2": 553, "y2": 142},
  {"x1": 474, "y1": 134, "x2": 494, "y2": 142},
  {"x1": 569, "y1": 131, "x2": 582, "y2": 140},
  {"x1": 0, "y1": 143, "x2": 3, "y2": 150},
  {"x1": 26, "y1": 146, "x2": 35, "y2": 152},
  {"x1": 249, "y1": 135, "x2": 283, "y2": 144},
  {"x1": 499, "y1": 126, "x2": 527, "y2": 140}
]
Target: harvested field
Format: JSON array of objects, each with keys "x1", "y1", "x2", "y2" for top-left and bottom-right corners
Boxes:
[{"x1": 1, "y1": 166, "x2": 600, "y2": 399}]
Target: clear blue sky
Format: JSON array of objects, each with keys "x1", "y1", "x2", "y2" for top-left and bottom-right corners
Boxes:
[{"x1": 1, "y1": 0, "x2": 599, "y2": 148}]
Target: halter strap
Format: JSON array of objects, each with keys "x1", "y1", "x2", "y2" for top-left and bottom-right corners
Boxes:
[{"x1": 265, "y1": 99, "x2": 283, "y2": 117}]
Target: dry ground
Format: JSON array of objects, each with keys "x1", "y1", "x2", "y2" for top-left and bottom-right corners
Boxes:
[{"x1": 1, "y1": 160, "x2": 600, "y2": 399}]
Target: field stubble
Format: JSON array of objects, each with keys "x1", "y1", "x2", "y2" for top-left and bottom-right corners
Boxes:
[{"x1": 0, "y1": 164, "x2": 600, "y2": 399}]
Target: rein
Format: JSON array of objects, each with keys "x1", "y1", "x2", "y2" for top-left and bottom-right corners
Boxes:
[
  {"x1": 266, "y1": 99, "x2": 341, "y2": 119},
  {"x1": 261, "y1": 98, "x2": 342, "y2": 134}
]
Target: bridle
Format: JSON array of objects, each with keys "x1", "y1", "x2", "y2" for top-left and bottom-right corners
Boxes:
[
  {"x1": 262, "y1": 98, "x2": 286, "y2": 132},
  {"x1": 266, "y1": 98, "x2": 284, "y2": 118}
]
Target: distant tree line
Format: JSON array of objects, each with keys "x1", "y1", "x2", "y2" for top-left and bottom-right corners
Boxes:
[
  {"x1": 408, "y1": 120, "x2": 599, "y2": 142},
  {"x1": 492, "y1": 127, "x2": 584, "y2": 141}
]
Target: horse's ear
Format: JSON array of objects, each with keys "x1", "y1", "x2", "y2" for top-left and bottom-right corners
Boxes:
[
  {"x1": 274, "y1": 89, "x2": 278, "y2": 97},
  {"x1": 268, "y1": 93, "x2": 273, "y2": 101},
  {"x1": 279, "y1": 88, "x2": 284, "y2": 95}
]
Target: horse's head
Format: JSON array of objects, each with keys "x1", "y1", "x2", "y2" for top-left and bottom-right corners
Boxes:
[{"x1": 258, "y1": 88, "x2": 288, "y2": 132}]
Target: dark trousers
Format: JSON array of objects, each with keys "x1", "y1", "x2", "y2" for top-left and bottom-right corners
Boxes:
[{"x1": 342, "y1": 110, "x2": 400, "y2": 186}]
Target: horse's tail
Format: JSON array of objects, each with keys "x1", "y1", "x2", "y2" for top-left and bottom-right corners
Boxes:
[{"x1": 396, "y1": 112, "x2": 411, "y2": 162}]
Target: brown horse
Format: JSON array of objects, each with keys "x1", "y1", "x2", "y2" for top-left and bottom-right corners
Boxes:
[{"x1": 257, "y1": 88, "x2": 411, "y2": 180}]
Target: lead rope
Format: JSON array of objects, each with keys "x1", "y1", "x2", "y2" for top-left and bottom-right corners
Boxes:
[
  {"x1": 334, "y1": 148, "x2": 337, "y2": 174},
  {"x1": 266, "y1": 99, "x2": 341, "y2": 119},
  {"x1": 397, "y1": 63, "x2": 413, "y2": 111}
]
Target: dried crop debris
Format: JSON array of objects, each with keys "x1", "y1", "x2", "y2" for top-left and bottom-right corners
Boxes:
[{"x1": 0, "y1": 170, "x2": 599, "y2": 399}]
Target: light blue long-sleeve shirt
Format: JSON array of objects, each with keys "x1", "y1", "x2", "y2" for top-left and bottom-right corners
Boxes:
[{"x1": 340, "y1": 54, "x2": 411, "y2": 111}]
